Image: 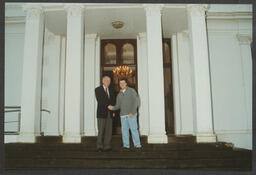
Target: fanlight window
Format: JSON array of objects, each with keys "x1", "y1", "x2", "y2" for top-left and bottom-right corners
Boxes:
[
  {"x1": 121, "y1": 43, "x2": 135, "y2": 64},
  {"x1": 104, "y1": 43, "x2": 117, "y2": 64}
]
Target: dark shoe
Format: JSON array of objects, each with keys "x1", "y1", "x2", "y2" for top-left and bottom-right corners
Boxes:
[
  {"x1": 103, "y1": 148, "x2": 112, "y2": 152},
  {"x1": 133, "y1": 147, "x2": 142, "y2": 152},
  {"x1": 121, "y1": 147, "x2": 130, "y2": 152},
  {"x1": 97, "y1": 148, "x2": 103, "y2": 152}
]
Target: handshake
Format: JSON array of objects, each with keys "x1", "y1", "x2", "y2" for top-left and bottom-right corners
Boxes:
[
  {"x1": 108, "y1": 105, "x2": 115, "y2": 117},
  {"x1": 108, "y1": 105, "x2": 114, "y2": 110}
]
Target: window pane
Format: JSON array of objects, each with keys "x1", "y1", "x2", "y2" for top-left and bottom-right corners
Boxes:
[
  {"x1": 121, "y1": 43, "x2": 134, "y2": 64},
  {"x1": 104, "y1": 43, "x2": 117, "y2": 64},
  {"x1": 163, "y1": 42, "x2": 170, "y2": 64}
]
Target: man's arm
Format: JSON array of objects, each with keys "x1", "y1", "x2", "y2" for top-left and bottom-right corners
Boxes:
[
  {"x1": 109, "y1": 89, "x2": 116, "y2": 117},
  {"x1": 137, "y1": 93, "x2": 141, "y2": 108},
  {"x1": 109, "y1": 94, "x2": 120, "y2": 110},
  {"x1": 95, "y1": 88, "x2": 101, "y2": 103},
  {"x1": 113, "y1": 94, "x2": 121, "y2": 110},
  {"x1": 130, "y1": 89, "x2": 140, "y2": 115}
]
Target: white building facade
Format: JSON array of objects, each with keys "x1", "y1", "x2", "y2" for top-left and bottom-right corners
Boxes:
[{"x1": 4, "y1": 3, "x2": 253, "y2": 149}]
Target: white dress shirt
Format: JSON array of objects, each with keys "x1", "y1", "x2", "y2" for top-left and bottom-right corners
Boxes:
[{"x1": 103, "y1": 85, "x2": 110, "y2": 98}]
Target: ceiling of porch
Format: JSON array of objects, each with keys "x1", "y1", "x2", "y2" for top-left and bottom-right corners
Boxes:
[{"x1": 45, "y1": 6, "x2": 188, "y2": 38}]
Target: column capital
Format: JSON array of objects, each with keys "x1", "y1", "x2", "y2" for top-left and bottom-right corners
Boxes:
[
  {"x1": 186, "y1": 4, "x2": 208, "y2": 16},
  {"x1": 171, "y1": 32, "x2": 177, "y2": 36},
  {"x1": 143, "y1": 4, "x2": 164, "y2": 16},
  {"x1": 22, "y1": 4, "x2": 44, "y2": 20},
  {"x1": 64, "y1": 4, "x2": 85, "y2": 17},
  {"x1": 85, "y1": 33, "x2": 98, "y2": 39},
  {"x1": 138, "y1": 32, "x2": 147, "y2": 39},
  {"x1": 177, "y1": 30, "x2": 189, "y2": 38},
  {"x1": 44, "y1": 28, "x2": 56, "y2": 44},
  {"x1": 236, "y1": 34, "x2": 252, "y2": 45},
  {"x1": 181, "y1": 30, "x2": 189, "y2": 37}
]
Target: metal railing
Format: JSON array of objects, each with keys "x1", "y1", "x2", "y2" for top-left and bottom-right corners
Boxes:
[
  {"x1": 5, "y1": 106, "x2": 21, "y2": 135},
  {"x1": 4, "y1": 106, "x2": 51, "y2": 135}
]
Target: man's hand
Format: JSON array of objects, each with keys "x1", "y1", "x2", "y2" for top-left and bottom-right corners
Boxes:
[
  {"x1": 112, "y1": 113, "x2": 115, "y2": 117},
  {"x1": 129, "y1": 113, "x2": 133, "y2": 118},
  {"x1": 108, "y1": 105, "x2": 114, "y2": 110}
]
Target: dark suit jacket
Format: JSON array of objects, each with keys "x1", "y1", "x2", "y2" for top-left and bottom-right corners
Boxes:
[{"x1": 95, "y1": 85, "x2": 115, "y2": 118}]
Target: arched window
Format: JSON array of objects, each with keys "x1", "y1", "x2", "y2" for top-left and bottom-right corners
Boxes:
[
  {"x1": 121, "y1": 43, "x2": 135, "y2": 64},
  {"x1": 104, "y1": 43, "x2": 117, "y2": 64}
]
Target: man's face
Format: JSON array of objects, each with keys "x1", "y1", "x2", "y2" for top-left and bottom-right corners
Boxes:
[
  {"x1": 102, "y1": 77, "x2": 111, "y2": 87},
  {"x1": 119, "y1": 80, "x2": 127, "y2": 90}
]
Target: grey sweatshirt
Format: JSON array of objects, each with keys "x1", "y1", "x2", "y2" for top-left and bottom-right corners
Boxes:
[{"x1": 113, "y1": 87, "x2": 140, "y2": 116}]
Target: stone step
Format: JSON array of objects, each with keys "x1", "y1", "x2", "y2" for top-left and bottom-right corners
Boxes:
[
  {"x1": 167, "y1": 134, "x2": 196, "y2": 143},
  {"x1": 36, "y1": 136, "x2": 62, "y2": 143},
  {"x1": 5, "y1": 149, "x2": 251, "y2": 159},
  {"x1": 35, "y1": 135, "x2": 196, "y2": 144},
  {"x1": 4, "y1": 141, "x2": 251, "y2": 170},
  {"x1": 5, "y1": 142, "x2": 233, "y2": 152},
  {"x1": 81, "y1": 136, "x2": 148, "y2": 143},
  {"x1": 5, "y1": 157, "x2": 251, "y2": 170}
]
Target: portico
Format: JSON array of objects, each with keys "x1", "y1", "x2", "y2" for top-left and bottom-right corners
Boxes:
[{"x1": 17, "y1": 3, "x2": 216, "y2": 144}]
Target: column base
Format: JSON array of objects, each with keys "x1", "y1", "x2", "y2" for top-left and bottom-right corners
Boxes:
[
  {"x1": 196, "y1": 133, "x2": 217, "y2": 143},
  {"x1": 63, "y1": 134, "x2": 81, "y2": 143},
  {"x1": 17, "y1": 132, "x2": 37, "y2": 143},
  {"x1": 43, "y1": 131, "x2": 60, "y2": 136},
  {"x1": 83, "y1": 129, "x2": 97, "y2": 136},
  {"x1": 148, "y1": 133, "x2": 168, "y2": 144},
  {"x1": 139, "y1": 129, "x2": 149, "y2": 136},
  {"x1": 5, "y1": 135, "x2": 18, "y2": 143}
]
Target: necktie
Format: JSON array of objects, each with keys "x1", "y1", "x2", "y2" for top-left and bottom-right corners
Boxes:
[{"x1": 105, "y1": 88, "x2": 109, "y2": 98}]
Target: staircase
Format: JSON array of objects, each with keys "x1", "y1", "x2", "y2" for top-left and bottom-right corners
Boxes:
[{"x1": 5, "y1": 135, "x2": 251, "y2": 170}]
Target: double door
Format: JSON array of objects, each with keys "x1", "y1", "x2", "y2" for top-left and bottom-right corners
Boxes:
[{"x1": 100, "y1": 38, "x2": 174, "y2": 135}]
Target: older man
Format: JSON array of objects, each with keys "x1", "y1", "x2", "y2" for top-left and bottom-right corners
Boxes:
[
  {"x1": 95, "y1": 75, "x2": 115, "y2": 152},
  {"x1": 108, "y1": 78, "x2": 142, "y2": 151}
]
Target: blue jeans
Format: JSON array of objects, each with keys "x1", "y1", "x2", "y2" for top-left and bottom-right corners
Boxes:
[{"x1": 120, "y1": 114, "x2": 141, "y2": 148}]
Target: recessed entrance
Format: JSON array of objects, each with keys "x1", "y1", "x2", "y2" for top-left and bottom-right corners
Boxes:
[
  {"x1": 101, "y1": 39, "x2": 138, "y2": 135},
  {"x1": 100, "y1": 38, "x2": 174, "y2": 135}
]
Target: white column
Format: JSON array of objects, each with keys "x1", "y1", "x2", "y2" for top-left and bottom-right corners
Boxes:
[
  {"x1": 41, "y1": 29, "x2": 62, "y2": 136},
  {"x1": 58, "y1": 36, "x2": 66, "y2": 135},
  {"x1": 18, "y1": 4, "x2": 44, "y2": 143},
  {"x1": 137, "y1": 33, "x2": 149, "y2": 136},
  {"x1": 63, "y1": 5, "x2": 85, "y2": 143},
  {"x1": 94, "y1": 36, "x2": 101, "y2": 135},
  {"x1": 176, "y1": 31, "x2": 195, "y2": 135},
  {"x1": 144, "y1": 5, "x2": 168, "y2": 143},
  {"x1": 84, "y1": 34, "x2": 98, "y2": 136},
  {"x1": 236, "y1": 34, "x2": 252, "y2": 131},
  {"x1": 187, "y1": 4, "x2": 216, "y2": 142},
  {"x1": 171, "y1": 34, "x2": 182, "y2": 135}
]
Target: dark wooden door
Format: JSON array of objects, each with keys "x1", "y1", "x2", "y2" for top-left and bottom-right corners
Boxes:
[{"x1": 163, "y1": 39, "x2": 175, "y2": 134}]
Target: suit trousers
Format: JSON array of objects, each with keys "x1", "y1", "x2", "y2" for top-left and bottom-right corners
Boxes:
[{"x1": 97, "y1": 112, "x2": 112, "y2": 150}]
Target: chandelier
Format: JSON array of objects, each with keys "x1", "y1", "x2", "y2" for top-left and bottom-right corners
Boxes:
[
  {"x1": 112, "y1": 65, "x2": 133, "y2": 79},
  {"x1": 112, "y1": 21, "x2": 124, "y2": 29}
]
